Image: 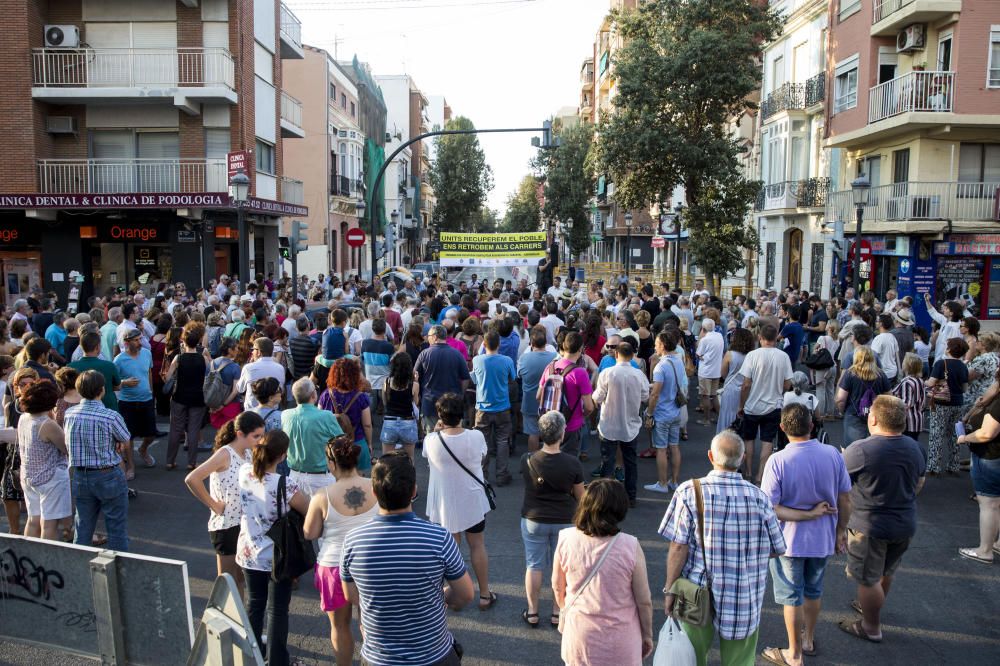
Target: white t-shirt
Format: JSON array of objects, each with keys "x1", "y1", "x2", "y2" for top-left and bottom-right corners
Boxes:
[
  {"x1": 871, "y1": 332, "x2": 900, "y2": 379},
  {"x1": 783, "y1": 390, "x2": 817, "y2": 412},
  {"x1": 738, "y1": 346, "x2": 794, "y2": 416},
  {"x1": 540, "y1": 314, "x2": 562, "y2": 346},
  {"x1": 696, "y1": 331, "x2": 724, "y2": 379}
]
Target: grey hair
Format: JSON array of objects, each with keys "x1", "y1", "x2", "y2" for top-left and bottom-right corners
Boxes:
[
  {"x1": 367, "y1": 302, "x2": 380, "y2": 317},
  {"x1": 13, "y1": 299, "x2": 27, "y2": 310},
  {"x1": 711, "y1": 431, "x2": 745, "y2": 471},
  {"x1": 538, "y1": 411, "x2": 567, "y2": 446},
  {"x1": 230, "y1": 309, "x2": 245, "y2": 322},
  {"x1": 292, "y1": 377, "x2": 316, "y2": 405},
  {"x1": 791, "y1": 371, "x2": 810, "y2": 395},
  {"x1": 429, "y1": 325, "x2": 447, "y2": 339},
  {"x1": 702, "y1": 318, "x2": 715, "y2": 332}
]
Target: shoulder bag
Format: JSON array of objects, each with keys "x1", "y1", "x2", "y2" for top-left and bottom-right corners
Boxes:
[
  {"x1": 437, "y1": 432, "x2": 497, "y2": 511},
  {"x1": 929, "y1": 359, "x2": 952, "y2": 407},
  {"x1": 669, "y1": 356, "x2": 688, "y2": 407},
  {"x1": 266, "y1": 474, "x2": 316, "y2": 582},
  {"x1": 558, "y1": 532, "x2": 622, "y2": 633},
  {"x1": 668, "y1": 478, "x2": 714, "y2": 627}
]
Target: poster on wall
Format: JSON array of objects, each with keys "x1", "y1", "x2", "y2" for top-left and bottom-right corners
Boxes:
[
  {"x1": 936, "y1": 257, "x2": 984, "y2": 317},
  {"x1": 989, "y1": 262, "x2": 1000, "y2": 318}
]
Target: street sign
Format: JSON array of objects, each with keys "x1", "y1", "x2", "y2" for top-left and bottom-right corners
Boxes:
[
  {"x1": 849, "y1": 239, "x2": 872, "y2": 261},
  {"x1": 226, "y1": 150, "x2": 248, "y2": 179},
  {"x1": 346, "y1": 228, "x2": 366, "y2": 248},
  {"x1": 651, "y1": 236, "x2": 666, "y2": 248}
]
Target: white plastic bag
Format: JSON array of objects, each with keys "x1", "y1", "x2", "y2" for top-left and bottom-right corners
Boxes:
[{"x1": 652, "y1": 616, "x2": 697, "y2": 666}]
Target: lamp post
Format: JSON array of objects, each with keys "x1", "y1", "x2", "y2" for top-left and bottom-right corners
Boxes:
[
  {"x1": 355, "y1": 198, "x2": 366, "y2": 280},
  {"x1": 850, "y1": 174, "x2": 870, "y2": 296},
  {"x1": 565, "y1": 218, "x2": 574, "y2": 283},
  {"x1": 228, "y1": 168, "x2": 250, "y2": 290},
  {"x1": 390, "y1": 210, "x2": 399, "y2": 268},
  {"x1": 674, "y1": 203, "x2": 684, "y2": 289},
  {"x1": 624, "y1": 211, "x2": 633, "y2": 282}
]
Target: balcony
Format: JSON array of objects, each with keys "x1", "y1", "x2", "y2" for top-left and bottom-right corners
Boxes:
[
  {"x1": 871, "y1": 0, "x2": 962, "y2": 37},
  {"x1": 279, "y1": 3, "x2": 304, "y2": 59},
  {"x1": 755, "y1": 178, "x2": 831, "y2": 211},
  {"x1": 31, "y1": 47, "x2": 237, "y2": 112},
  {"x1": 761, "y1": 83, "x2": 805, "y2": 121},
  {"x1": 797, "y1": 177, "x2": 830, "y2": 208},
  {"x1": 581, "y1": 65, "x2": 594, "y2": 90},
  {"x1": 330, "y1": 175, "x2": 351, "y2": 197},
  {"x1": 281, "y1": 176, "x2": 304, "y2": 205},
  {"x1": 827, "y1": 182, "x2": 1000, "y2": 229},
  {"x1": 37, "y1": 158, "x2": 227, "y2": 195},
  {"x1": 598, "y1": 51, "x2": 610, "y2": 83},
  {"x1": 804, "y1": 72, "x2": 825, "y2": 107},
  {"x1": 869, "y1": 70, "x2": 953, "y2": 124},
  {"x1": 280, "y1": 91, "x2": 304, "y2": 138}
]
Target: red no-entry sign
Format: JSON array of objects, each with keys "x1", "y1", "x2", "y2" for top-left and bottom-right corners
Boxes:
[{"x1": 346, "y1": 228, "x2": 366, "y2": 248}]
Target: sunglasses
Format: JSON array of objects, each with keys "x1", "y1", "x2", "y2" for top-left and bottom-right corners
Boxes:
[{"x1": 605, "y1": 344, "x2": 618, "y2": 350}]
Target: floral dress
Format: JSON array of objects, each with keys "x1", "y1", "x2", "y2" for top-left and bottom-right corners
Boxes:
[
  {"x1": 965, "y1": 351, "x2": 999, "y2": 408},
  {"x1": 1, "y1": 392, "x2": 24, "y2": 502},
  {"x1": 235, "y1": 466, "x2": 301, "y2": 572}
]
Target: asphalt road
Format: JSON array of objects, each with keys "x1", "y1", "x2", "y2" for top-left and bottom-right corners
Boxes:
[{"x1": 3, "y1": 405, "x2": 1000, "y2": 665}]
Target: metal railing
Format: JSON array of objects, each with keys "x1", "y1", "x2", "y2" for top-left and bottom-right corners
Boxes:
[
  {"x1": 281, "y1": 176, "x2": 304, "y2": 205},
  {"x1": 280, "y1": 3, "x2": 302, "y2": 48},
  {"x1": 582, "y1": 69, "x2": 594, "y2": 84},
  {"x1": 280, "y1": 91, "x2": 302, "y2": 128},
  {"x1": 869, "y1": 70, "x2": 953, "y2": 124},
  {"x1": 755, "y1": 178, "x2": 830, "y2": 211},
  {"x1": 761, "y1": 82, "x2": 806, "y2": 119},
  {"x1": 805, "y1": 72, "x2": 825, "y2": 106},
  {"x1": 797, "y1": 177, "x2": 830, "y2": 208},
  {"x1": 873, "y1": 0, "x2": 914, "y2": 23},
  {"x1": 32, "y1": 47, "x2": 234, "y2": 89},
  {"x1": 38, "y1": 158, "x2": 226, "y2": 194},
  {"x1": 331, "y1": 174, "x2": 351, "y2": 196},
  {"x1": 827, "y1": 181, "x2": 1000, "y2": 224}
]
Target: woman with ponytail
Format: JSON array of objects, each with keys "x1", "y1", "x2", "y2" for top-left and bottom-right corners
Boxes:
[
  {"x1": 184, "y1": 411, "x2": 266, "y2": 598},
  {"x1": 237, "y1": 430, "x2": 309, "y2": 665},
  {"x1": 303, "y1": 434, "x2": 378, "y2": 665}
]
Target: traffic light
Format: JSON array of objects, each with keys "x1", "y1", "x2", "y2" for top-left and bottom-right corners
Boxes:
[
  {"x1": 821, "y1": 216, "x2": 846, "y2": 255},
  {"x1": 291, "y1": 220, "x2": 309, "y2": 253},
  {"x1": 278, "y1": 236, "x2": 290, "y2": 260}
]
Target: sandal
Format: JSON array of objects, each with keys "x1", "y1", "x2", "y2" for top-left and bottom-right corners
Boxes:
[
  {"x1": 140, "y1": 451, "x2": 156, "y2": 468},
  {"x1": 838, "y1": 619, "x2": 882, "y2": 643},
  {"x1": 850, "y1": 599, "x2": 863, "y2": 615},
  {"x1": 550, "y1": 611, "x2": 560, "y2": 627},
  {"x1": 638, "y1": 448, "x2": 656, "y2": 459},
  {"x1": 958, "y1": 547, "x2": 993, "y2": 564},
  {"x1": 478, "y1": 591, "x2": 497, "y2": 610},
  {"x1": 801, "y1": 637, "x2": 818, "y2": 657},
  {"x1": 680, "y1": 430, "x2": 689, "y2": 441},
  {"x1": 521, "y1": 609, "x2": 539, "y2": 628},
  {"x1": 760, "y1": 647, "x2": 791, "y2": 666}
]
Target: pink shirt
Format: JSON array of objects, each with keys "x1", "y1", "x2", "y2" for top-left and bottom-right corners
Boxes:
[{"x1": 446, "y1": 337, "x2": 469, "y2": 361}]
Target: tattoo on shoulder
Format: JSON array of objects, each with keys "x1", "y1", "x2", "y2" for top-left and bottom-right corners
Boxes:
[{"x1": 344, "y1": 486, "x2": 366, "y2": 510}]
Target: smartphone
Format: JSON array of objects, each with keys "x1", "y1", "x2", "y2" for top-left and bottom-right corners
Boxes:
[{"x1": 955, "y1": 422, "x2": 966, "y2": 437}]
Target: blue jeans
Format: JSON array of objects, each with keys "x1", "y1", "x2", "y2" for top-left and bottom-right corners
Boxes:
[
  {"x1": 653, "y1": 417, "x2": 682, "y2": 448},
  {"x1": 381, "y1": 417, "x2": 418, "y2": 447},
  {"x1": 521, "y1": 518, "x2": 572, "y2": 571},
  {"x1": 73, "y1": 466, "x2": 129, "y2": 551}
]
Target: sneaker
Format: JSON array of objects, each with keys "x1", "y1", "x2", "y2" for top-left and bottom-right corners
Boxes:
[
  {"x1": 591, "y1": 465, "x2": 603, "y2": 478},
  {"x1": 644, "y1": 482, "x2": 671, "y2": 494},
  {"x1": 589, "y1": 428, "x2": 598, "y2": 436},
  {"x1": 614, "y1": 467, "x2": 625, "y2": 482},
  {"x1": 667, "y1": 481, "x2": 678, "y2": 492}
]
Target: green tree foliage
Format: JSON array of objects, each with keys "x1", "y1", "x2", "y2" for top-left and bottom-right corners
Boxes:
[
  {"x1": 429, "y1": 116, "x2": 494, "y2": 233},
  {"x1": 474, "y1": 207, "x2": 501, "y2": 233},
  {"x1": 501, "y1": 175, "x2": 541, "y2": 234},
  {"x1": 538, "y1": 122, "x2": 594, "y2": 256},
  {"x1": 592, "y1": 0, "x2": 781, "y2": 289}
]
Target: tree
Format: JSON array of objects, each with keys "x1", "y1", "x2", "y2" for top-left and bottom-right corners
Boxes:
[
  {"x1": 429, "y1": 116, "x2": 494, "y2": 233},
  {"x1": 591, "y1": 0, "x2": 781, "y2": 291},
  {"x1": 538, "y1": 122, "x2": 594, "y2": 257},
  {"x1": 474, "y1": 207, "x2": 501, "y2": 233},
  {"x1": 501, "y1": 175, "x2": 541, "y2": 233}
]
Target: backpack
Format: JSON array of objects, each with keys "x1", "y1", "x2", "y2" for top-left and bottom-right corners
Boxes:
[
  {"x1": 203, "y1": 358, "x2": 234, "y2": 410},
  {"x1": 331, "y1": 390, "x2": 362, "y2": 435},
  {"x1": 856, "y1": 381, "x2": 876, "y2": 417},
  {"x1": 538, "y1": 359, "x2": 583, "y2": 422}
]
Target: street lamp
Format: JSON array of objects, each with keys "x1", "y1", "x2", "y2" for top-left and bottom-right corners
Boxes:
[
  {"x1": 851, "y1": 174, "x2": 870, "y2": 296},
  {"x1": 624, "y1": 211, "x2": 633, "y2": 282},
  {"x1": 355, "y1": 198, "x2": 366, "y2": 280},
  {"x1": 390, "y1": 210, "x2": 400, "y2": 268},
  {"x1": 565, "y1": 218, "x2": 574, "y2": 282},
  {"x1": 228, "y1": 168, "x2": 250, "y2": 290},
  {"x1": 674, "y1": 203, "x2": 684, "y2": 288}
]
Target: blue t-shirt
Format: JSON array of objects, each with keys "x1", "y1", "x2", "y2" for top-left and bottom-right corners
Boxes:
[
  {"x1": 781, "y1": 322, "x2": 805, "y2": 365},
  {"x1": 518, "y1": 350, "x2": 558, "y2": 415},
  {"x1": 499, "y1": 331, "x2": 520, "y2": 366},
  {"x1": 45, "y1": 325, "x2": 68, "y2": 357},
  {"x1": 113, "y1": 348, "x2": 154, "y2": 402},
  {"x1": 653, "y1": 355, "x2": 685, "y2": 422},
  {"x1": 598, "y1": 354, "x2": 640, "y2": 374},
  {"x1": 340, "y1": 512, "x2": 467, "y2": 666},
  {"x1": 472, "y1": 352, "x2": 517, "y2": 412}
]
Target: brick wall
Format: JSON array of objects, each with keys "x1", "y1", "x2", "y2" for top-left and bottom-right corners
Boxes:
[
  {"x1": 230, "y1": 0, "x2": 256, "y2": 189},
  {"x1": 0, "y1": 0, "x2": 40, "y2": 191},
  {"x1": 271, "y1": 0, "x2": 284, "y2": 200}
]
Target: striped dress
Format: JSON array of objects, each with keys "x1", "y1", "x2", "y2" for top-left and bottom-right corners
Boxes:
[{"x1": 892, "y1": 375, "x2": 927, "y2": 435}]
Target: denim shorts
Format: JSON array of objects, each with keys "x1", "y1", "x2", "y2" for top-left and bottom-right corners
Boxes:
[
  {"x1": 652, "y1": 418, "x2": 681, "y2": 448},
  {"x1": 523, "y1": 414, "x2": 540, "y2": 436},
  {"x1": 381, "y1": 417, "x2": 418, "y2": 448},
  {"x1": 971, "y1": 453, "x2": 1000, "y2": 497},
  {"x1": 770, "y1": 555, "x2": 828, "y2": 606},
  {"x1": 521, "y1": 518, "x2": 572, "y2": 571}
]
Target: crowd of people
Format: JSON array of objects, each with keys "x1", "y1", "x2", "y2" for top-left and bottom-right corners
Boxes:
[{"x1": 1, "y1": 270, "x2": 997, "y2": 666}]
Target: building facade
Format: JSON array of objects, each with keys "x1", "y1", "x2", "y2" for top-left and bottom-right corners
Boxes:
[
  {"x1": 824, "y1": 0, "x2": 1000, "y2": 323},
  {"x1": 0, "y1": 0, "x2": 308, "y2": 305}
]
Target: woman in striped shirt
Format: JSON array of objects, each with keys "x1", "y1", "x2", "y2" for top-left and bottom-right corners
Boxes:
[{"x1": 892, "y1": 353, "x2": 927, "y2": 441}]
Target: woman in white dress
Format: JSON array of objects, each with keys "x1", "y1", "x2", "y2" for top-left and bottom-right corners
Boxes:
[
  {"x1": 717, "y1": 328, "x2": 756, "y2": 434},
  {"x1": 422, "y1": 392, "x2": 496, "y2": 610}
]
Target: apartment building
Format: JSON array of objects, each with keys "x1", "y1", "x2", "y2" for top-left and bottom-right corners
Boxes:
[
  {"x1": 824, "y1": 0, "x2": 1000, "y2": 323},
  {"x1": 0, "y1": 0, "x2": 308, "y2": 305},
  {"x1": 282, "y1": 45, "x2": 365, "y2": 281},
  {"x1": 407, "y1": 85, "x2": 432, "y2": 263},
  {"x1": 756, "y1": 0, "x2": 832, "y2": 295}
]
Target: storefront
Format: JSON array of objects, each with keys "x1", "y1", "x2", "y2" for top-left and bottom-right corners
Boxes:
[
  {"x1": 931, "y1": 234, "x2": 1000, "y2": 321},
  {"x1": 0, "y1": 215, "x2": 44, "y2": 305}
]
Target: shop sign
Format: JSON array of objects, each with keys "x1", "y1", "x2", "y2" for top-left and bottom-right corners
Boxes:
[
  {"x1": 989, "y1": 263, "x2": 1000, "y2": 318},
  {"x1": 108, "y1": 225, "x2": 159, "y2": 242},
  {"x1": 937, "y1": 256, "x2": 984, "y2": 318},
  {"x1": 0, "y1": 223, "x2": 41, "y2": 245},
  {"x1": 177, "y1": 230, "x2": 197, "y2": 243},
  {"x1": 933, "y1": 234, "x2": 1000, "y2": 256},
  {"x1": 0, "y1": 193, "x2": 228, "y2": 209},
  {"x1": 227, "y1": 150, "x2": 249, "y2": 179},
  {"x1": 241, "y1": 197, "x2": 308, "y2": 217},
  {"x1": 866, "y1": 235, "x2": 910, "y2": 256}
]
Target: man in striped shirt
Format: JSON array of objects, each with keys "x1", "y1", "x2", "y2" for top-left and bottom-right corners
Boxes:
[
  {"x1": 660, "y1": 430, "x2": 786, "y2": 666},
  {"x1": 341, "y1": 452, "x2": 474, "y2": 666}
]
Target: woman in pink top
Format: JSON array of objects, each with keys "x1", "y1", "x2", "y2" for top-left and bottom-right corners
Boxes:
[{"x1": 552, "y1": 479, "x2": 653, "y2": 665}]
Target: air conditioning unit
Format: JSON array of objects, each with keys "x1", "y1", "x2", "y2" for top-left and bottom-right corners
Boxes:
[
  {"x1": 44, "y1": 25, "x2": 80, "y2": 48},
  {"x1": 896, "y1": 24, "x2": 926, "y2": 53},
  {"x1": 888, "y1": 194, "x2": 940, "y2": 220},
  {"x1": 46, "y1": 116, "x2": 78, "y2": 134}
]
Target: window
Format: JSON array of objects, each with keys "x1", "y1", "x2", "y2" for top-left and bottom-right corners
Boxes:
[
  {"x1": 350, "y1": 101, "x2": 356, "y2": 118},
  {"x1": 772, "y1": 55, "x2": 785, "y2": 91},
  {"x1": 839, "y1": 0, "x2": 861, "y2": 21},
  {"x1": 330, "y1": 83, "x2": 337, "y2": 100},
  {"x1": 989, "y1": 27, "x2": 1000, "y2": 88},
  {"x1": 834, "y1": 55, "x2": 859, "y2": 113},
  {"x1": 341, "y1": 93, "x2": 347, "y2": 109},
  {"x1": 255, "y1": 139, "x2": 275, "y2": 174},
  {"x1": 937, "y1": 32, "x2": 952, "y2": 72},
  {"x1": 958, "y1": 144, "x2": 1000, "y2": 184}
]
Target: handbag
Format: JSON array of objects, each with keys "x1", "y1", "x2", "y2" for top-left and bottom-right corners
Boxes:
[
  {"x1": 437, "y1": 433, "x2": 497, "y2": 511},
  {"x1": 265, "y1": 474, "x2": 316, "y2": 582},
  {"x1": 929, "y1": 360, "x2": 952, "y2": 406},
  {"x1": 668, "y1": 478, "x2": 714, "y2": 627},
  {"x1": 803, "y1": 347, "x2": 834, "y2": 370},
  {"x1": 669, "y1": 356, "x2": 688, "y2": 407},
  {"x1": 558, "y1": 532, "x2": 621, "y2": 633}
]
